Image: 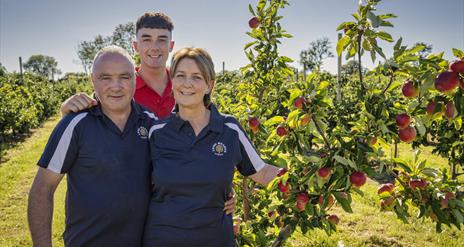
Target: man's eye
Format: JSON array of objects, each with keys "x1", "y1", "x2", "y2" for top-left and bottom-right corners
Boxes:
[{"x1": 176, "y1": 74, "x2": 185, "y2": 78}]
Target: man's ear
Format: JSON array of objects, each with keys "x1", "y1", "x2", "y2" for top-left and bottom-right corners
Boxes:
[
  {"x1": 132, "y1": 40, "x2": 139, "y2": 53},
  {"x1": 169, "y1": 40, "x2": 175, "y2": 52}
]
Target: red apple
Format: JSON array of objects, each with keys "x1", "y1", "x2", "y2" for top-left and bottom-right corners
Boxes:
[
  {"x1": 380, "y1": 196, "x2": 396, "y2": 211},
  {"x1": 445, "y1": 191, "x2": 456, "y2": 200},
  {"x1": 435, "y1": 71, "x2": 459, "y2": 93},
  {"x1": 248, "y1": 117, "x2": 260, "y2": 128},
  {"x1": 367, "y1": 136, "x2": 377, "y2": 146},
  {"x1": 395, "y1": 114, "x2": 411, "y2": 129},
  {"x1": 317, "y1": 167, "x2": 331, "y2": 180},
  {"x1": 440, "y1": 197, "x2": 449, "y2": 209},
  {"x1": 426, "y1": 101, "x2": 437, "y2": 116},
  {"x1": 402, "y1": 80, "x2": 419, "y2": 98},
  {"x1": 377, "y1": 183, "x2": 395, "y2": 194},
  {"x1": 445, "y1": 102, "x2": 457, "y2": 120},
  {"x1": 248, "y1": 17, "x2": 259, "y2": 29},
  {"x1": 398, "y1": 126, "x2": 416, "y2": 143},
  {"x1": 450, "y1": 60, "x2": 464, "y2": 73},
  {"x1": 277, "y1": 168, "x2": 288, "y2": 177},
  {"x1": 300, "y1": 114, "x2": 311, "y2": 126},
  {"x1": 350, "y1": 171, "x2": 367, "y2": 187},
  {"x1": 276, "y1": 126, "x2": 288, "y2": 137},
  {"x1": 277, "y1": 181, "x2": 290, "y2": 193},
  {"x1": 318, "y1": 194, "x2": 335, "y2": 207},
  {"x1": 296, "y1": 192, "x2": 309, "y2": 212},
  {"x1": 294, "y1": 96, "x2": 305, "y2": 109},
  {"x1": 328, "y1": 214, "x2": 339, "y2": 225},
  {"x1": 409, "y1": 178, "x2": 427, "y2": 190}
]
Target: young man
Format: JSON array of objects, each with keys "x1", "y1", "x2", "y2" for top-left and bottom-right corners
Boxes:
[
  {"x1": 61, "y1": 12, "x2": 175, "y2": 119},
  {"x1": 28, "y1": 46, "x2": 153, "y2": 247}
]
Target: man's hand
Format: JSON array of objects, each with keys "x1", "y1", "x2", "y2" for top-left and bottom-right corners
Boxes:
[
  {"x1": 60, "y1": 93, "x2": 97, "y2": 116},
  {"x1": 224, "y1": 189, "x2": 236, "y2": 215}
]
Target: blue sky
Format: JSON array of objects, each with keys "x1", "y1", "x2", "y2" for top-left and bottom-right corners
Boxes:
[{"x1": 1, "y1": 0, "x2": 463, "y2": 75}]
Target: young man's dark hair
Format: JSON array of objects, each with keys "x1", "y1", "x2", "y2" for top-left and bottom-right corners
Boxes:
[{"x1": 136, "y1": 12, "x2": 174, "y2": 34}]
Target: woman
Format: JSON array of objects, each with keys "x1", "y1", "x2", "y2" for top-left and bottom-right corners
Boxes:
[{"x1": 144, "y1": 47, "x2": 280, "y2": 246}]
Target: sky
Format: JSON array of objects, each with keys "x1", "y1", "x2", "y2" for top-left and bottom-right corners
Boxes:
[{"x1": 1, "y1": 0, "x2": 463, "y2": 76}]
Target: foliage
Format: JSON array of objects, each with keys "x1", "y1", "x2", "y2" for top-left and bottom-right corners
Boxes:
[
  {"x1": 23, "y1": 55, "x2": 61, "y2": 80},
  {"x1": 299, "y1": 37, "x2": 334, "y2": 73}
]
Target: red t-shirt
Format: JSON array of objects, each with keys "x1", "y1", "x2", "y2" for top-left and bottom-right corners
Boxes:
[{"x1": 134, "y1": 68, "x2": 175, "y2": 119}]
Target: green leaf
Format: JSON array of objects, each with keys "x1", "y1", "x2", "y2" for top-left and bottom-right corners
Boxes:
[
  {"x1": 366, "y1": 11, "x2": 380, "y2": 28},
  {"x1": 336, "y1": 35, "x2": 350, "y2": 56},
  {"x1": 415, "y1": 118, "x2": 426, "y2": 136},
  {"x1": 452, "y1": 48, "x2": 464, "y2": 58},
  {"x1": 452, "y1": 209, "x2": 464, "y2": 225},
  {"x1": 376, "y1": 31, "x2": 394, "y2": 42},
  {"x1": 264, "y1": 116, "x2": 285, "y2": 126},
  {"x1": 421, "y1": 168, "x2": 439, "y2": 178},
  {"x1": 317, "y1": 81, "x2": 331, "y2": 91},
  {"x1": 333, "y1": 155, "x2": 357, "y2": 169},
  {"x1": 248, "y1": 4, "x2": 256, "y2": 16}
]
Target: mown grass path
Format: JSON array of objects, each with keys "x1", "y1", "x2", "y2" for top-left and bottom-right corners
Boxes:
[{"x1": 0, "y1": 116, "x2": 463, "y2": 246}]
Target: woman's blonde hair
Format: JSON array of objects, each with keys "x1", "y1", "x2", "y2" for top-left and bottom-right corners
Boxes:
[{"x1": 170, "y1": 47, "x2": 215, "y2": 106}]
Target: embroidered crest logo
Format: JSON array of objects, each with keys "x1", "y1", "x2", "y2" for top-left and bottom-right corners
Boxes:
[
  {"x1": 212, "y1": 142, "x2": 227, "y2": 156},
  {"x1": 137, "y1": 126, "x2": 148, "y2": 139}
]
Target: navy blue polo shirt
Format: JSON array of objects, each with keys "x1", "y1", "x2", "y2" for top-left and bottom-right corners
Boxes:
[
  {"x1": 143, "y1": 104, "x2": 265, "y2": 246},
  {"x1": 37, "y1": 101, "x2": 156, "y2": 247}
]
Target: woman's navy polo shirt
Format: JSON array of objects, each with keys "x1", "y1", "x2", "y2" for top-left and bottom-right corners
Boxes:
[
  {"x1": 144, "y1": 104, "x2": 265, "y2": 245},
  {"x1": 37, "y1": 101, "x2": 156, "y2": 247}
]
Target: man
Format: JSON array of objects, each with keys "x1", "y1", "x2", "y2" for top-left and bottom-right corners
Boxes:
[
  {"x1": 28, "y1": 46, "x2": 153, "y2": 246},
  {"x1": 61, "y1": 12, "x2": 175, "y2": 118}
]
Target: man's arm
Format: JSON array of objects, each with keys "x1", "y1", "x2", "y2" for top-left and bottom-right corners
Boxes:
[
  {"x1": 249, "y1": 164, "x2": 280, "y2": 186},
  {"x1": 28, "y1": 167, "x2": 64, "y2": 247},
  {"x1": 60, "y1": 93, "x2": 97, "y2": 116}
]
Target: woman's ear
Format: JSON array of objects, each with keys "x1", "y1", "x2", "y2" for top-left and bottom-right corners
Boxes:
[{"x1": 207, "y1": 80, "x2": 215, "y2": 94}]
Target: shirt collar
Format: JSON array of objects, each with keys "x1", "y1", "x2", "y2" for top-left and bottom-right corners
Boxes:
[
  {"x1": 135, "y1": 67, "x2": 172, "y2": 96},
  {"x1": 88, "y1": 100, "x2": 145, "y2": 119},
  {"x1": 167, "y1": 104, "x2": 224, "y2": 133}
]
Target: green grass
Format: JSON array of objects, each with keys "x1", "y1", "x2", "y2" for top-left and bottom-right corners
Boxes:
[
  {"x1": 0, "y1": 116, "x2": 463, "y2": 246},
  {"x1": 0, "y1": 116, "x2": 66, "y2": 247}
]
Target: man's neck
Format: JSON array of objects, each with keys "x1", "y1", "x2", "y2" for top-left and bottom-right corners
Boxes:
[
  {"x1": 138, "y1": 64, "x2": 169, "y2": 95},
  {"x1": 102, "y1": 107, "x2": 132, "y2": 132}
]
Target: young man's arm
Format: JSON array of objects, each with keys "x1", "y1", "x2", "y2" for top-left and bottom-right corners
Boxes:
[
  {"x1": 28, "y1": 167, "x2": 64, "y2": 247},
  {"x1": 60, "y1": 93, "x2": 97, "y2": 116}
]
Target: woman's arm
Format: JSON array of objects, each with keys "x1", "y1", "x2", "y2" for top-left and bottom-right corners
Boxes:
[{"x1": 249, "y1": 164, "x2": 281, "y2": 186}]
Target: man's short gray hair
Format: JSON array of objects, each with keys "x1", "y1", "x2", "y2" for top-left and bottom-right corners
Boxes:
[{"x1": 92, "y1": 45, "x2": 135, "y2": 73}]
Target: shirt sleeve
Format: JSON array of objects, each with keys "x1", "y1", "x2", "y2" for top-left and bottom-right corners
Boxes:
[
  {"x1": 37, "y1": 112, "x2": 87, "y2": 174},
  {"x1": 224, "y1": 117, "x2": 265, "y2": 176}
]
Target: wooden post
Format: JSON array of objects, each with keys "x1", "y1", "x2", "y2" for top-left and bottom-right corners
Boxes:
[
  {"x1": 336, "y1": 33, "x2": 342, "y2": 102},
  {"x1": 19, "y1": 57, "x2": 24, "y2": 85},
  {"x1": 222, "y1": 61, "x2": 225, "y2": 74}
]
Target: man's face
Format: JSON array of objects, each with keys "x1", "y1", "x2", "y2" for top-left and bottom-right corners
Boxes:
[
  {"x1": 133, "y1": 28, "x2": 174, "y2": 69},
  {"x1": 91, "y1": 53, "x2": 135, "y2": 114}
]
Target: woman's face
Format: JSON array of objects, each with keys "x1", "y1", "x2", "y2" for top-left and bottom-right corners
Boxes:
[{"x1": 172, "y1": 58, "x2": 212, "y2": 109}]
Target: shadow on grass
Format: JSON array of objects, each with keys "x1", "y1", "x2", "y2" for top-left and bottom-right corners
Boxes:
[{"x1": 0, "y1": 132, "x2": 34, "y2": 164}]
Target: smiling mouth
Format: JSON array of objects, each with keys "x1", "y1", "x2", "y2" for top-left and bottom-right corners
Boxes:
[
  {"x1": 180, "y1": 91, "x2": 194, "y2": 95},
  {"x1": 148, "y1": 54, "x2": 161, "y2": 59}
]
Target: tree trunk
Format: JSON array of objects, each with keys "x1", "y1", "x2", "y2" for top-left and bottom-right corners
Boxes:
[{"x1": 242, "y1": 177, "x2": 251, "y2": 221}]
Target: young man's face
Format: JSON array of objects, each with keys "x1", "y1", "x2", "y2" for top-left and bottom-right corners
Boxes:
[
  {"x1": 91, "y1": 53, "x2": 136, "y2": 115},
  {"x1": 133, "y1": 28, "x2": 174, "y2": 70}
]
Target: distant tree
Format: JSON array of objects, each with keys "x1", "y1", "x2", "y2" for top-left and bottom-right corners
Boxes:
[
  {"x1": 112, "y1": 22, "x2": 136, "y2": 57},
  {"x1": 0, "y1": 63, "x2": 6, "y2": 76},
  {"x1": 414, "y1": 42, "x2": 432, "y2": 59},
  {"x1": 23, "y1": 55, "x2": 61, "y2": 80},
  {"x1": 299, "y1": 37, "x2": 334, "y2": 72},
  {"x1": 77, "y1": 22, "x2": 136, "y2": 74},
  {"x1": 341, "y1": 60, "x2": 366, "y2": 77},
  {"x1": 77, "y1": 35, "x2": 111, "y2": 74}
]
